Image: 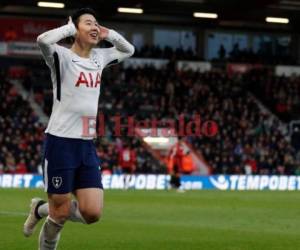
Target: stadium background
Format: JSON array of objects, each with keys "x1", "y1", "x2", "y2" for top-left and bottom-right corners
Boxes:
[{"x1": 1, "y1": 1, "x2": 300, "y2": 249}]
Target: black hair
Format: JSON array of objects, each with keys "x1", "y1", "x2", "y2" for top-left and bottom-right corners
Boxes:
[
  {"x1": 65, "y1": 8, "x2": 97, "y2": 44},
  {"x1": 71, "y1": 8, "x2": 97, "y2": 28}
]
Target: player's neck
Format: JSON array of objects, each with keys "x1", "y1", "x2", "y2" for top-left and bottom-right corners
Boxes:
[{"x1": 70, "y1": 42, "x2": 92, "y2": 58}]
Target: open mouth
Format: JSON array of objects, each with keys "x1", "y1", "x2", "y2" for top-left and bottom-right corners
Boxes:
[{"x1": 89, "y1": 32, "x2": 98, "y2": 39}]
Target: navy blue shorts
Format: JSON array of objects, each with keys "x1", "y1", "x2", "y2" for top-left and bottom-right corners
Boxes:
[{"x1": 42, "y1": 133, "x2": 103, "y2": 194}]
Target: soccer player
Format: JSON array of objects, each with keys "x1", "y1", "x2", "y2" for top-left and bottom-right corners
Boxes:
[
  {"x1": 23, "y1": 8, "x2": 134, "y2": 250},
  {"x1": 118, "y1": 143, "x2": 136, "y2": 189}
]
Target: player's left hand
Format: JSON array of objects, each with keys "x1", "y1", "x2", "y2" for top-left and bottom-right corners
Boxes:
[{"x1": 97, "y1": 25, "x2": 109, "y2": 40}]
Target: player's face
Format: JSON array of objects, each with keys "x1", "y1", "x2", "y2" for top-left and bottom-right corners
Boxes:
[{"x1": 76, "y1": 14, "x2": 100, "y2": 46}]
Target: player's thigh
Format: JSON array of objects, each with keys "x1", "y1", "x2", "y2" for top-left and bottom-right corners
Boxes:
[
  {"x1": 48, "y1": 193, "x2": 72, "y2": 223},
  {"x1": 75, "y1": 188, "x2": 104, "y2": 218}
]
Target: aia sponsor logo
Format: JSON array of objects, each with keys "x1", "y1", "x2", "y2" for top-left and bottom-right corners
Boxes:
[{"x1": 75, "y1": 72, "x2": 101, "y2": 88}]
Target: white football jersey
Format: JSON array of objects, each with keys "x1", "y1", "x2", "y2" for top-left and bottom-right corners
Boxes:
[{"x1": 37, "y1": 25, "x2": 134, "y2": 139}]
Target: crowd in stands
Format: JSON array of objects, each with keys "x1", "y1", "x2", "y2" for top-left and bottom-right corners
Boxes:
[
  {"x1": 134, "y1": 45, "x2": 200, "y2": 60},
  {"x1": 2, "y1": 56, "x2": 300, "y2": 175},
  {"x1": 247, "y1": 70, "x2": 300, "y2": 122},
  {"x1": 22, "y1": 68, "x2": 53, "y2": 116},
  {"x1": 100, "y1": 65, "x2": 300, "y2": 175},
  {"x1": 0, "y1": 71, "x2": 44, "y2": 174},
  {"x1": 130, "y1": 43, "x2": 295, "y2": 65},
  {"x1": 217, "y1": 43, "x2": 296, "y2": 65}
]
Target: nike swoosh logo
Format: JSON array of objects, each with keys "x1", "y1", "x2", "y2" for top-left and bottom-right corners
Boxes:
[{"x1": 72, "y1": 59, "x2": 79, "y2": 63}]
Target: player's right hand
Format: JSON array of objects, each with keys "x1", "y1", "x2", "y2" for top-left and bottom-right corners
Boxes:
[
  {"x1": 68, "y1": 16, "x2": 73, "y2": 24},
  {"x1": 68, "y1": 16, "x2": 77, "y2": 36}
]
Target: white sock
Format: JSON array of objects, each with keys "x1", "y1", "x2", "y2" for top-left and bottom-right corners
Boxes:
[
  {"x1": 37, "y1": 203, "x2": 49, "y2": 218},
  {"x1": 39, "y1": 216, "x2": 63, "y2": 250},
  {"x1": 68, "y1": 200, "x2": 86, "y2": 224},
  {"x1": 37, "y1": 200, "x2": 86, "y2": 223}
]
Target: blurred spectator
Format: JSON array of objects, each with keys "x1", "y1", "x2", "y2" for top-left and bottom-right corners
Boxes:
[
  {"x1": 218, "y1": 44, "x2": 226, "y2": 60},
  {"x1": 4, "y1": 26, "x2": 17, "y2": 41}
]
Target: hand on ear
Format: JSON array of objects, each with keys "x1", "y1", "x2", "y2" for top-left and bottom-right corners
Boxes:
[
  {"x1": 68, "y1": 16, "x2": 77, "y2": 37},
  {"x1": 97, "y1": 25, "x2": 109, "y2": 41},
  {"x1": 68, "y1": 16, "x2": 73, "y2": 25}
]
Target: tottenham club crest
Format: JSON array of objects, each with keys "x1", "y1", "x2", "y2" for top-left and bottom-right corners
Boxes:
[{"x1": 52, "y1": 177, "x2": 62, "y2": 189}]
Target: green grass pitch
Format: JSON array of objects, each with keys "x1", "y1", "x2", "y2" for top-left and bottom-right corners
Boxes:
[{"x1": 0, "y1": 189, "x2": 299, "y2": 250}]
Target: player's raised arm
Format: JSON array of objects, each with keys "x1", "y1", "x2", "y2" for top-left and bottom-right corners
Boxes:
[
  {"x1": 37, "y1": 17, "x2": 76, "y2": 65},
  {"x1": 98, "y1": 26, "x2": 135, "y2": 67}
]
